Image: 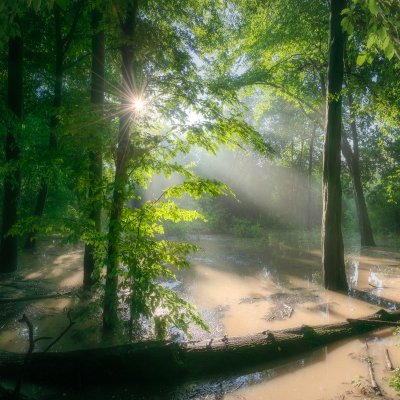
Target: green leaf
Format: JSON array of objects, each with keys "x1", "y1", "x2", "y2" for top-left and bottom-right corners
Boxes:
[
  {"x1": 366, "y1": 34, "x2": 376, "y2": 49},
  {"x1": 356, "y1": 51, "x2": 367, "y2": 66},
  {"x1": 383, "y1": 35, "x2": 390, "y2": 49},
  {"x1": 368, "y1": 0, "x2": 378, "y2": 16},
  {"x1": 55, "y1": 0, "x2": 68, "y2": 10},
  {"x1": 32, "y1": 0, "x2": 41, "y2": 12},
  {"x1": 378, "y1": 27, "x2": 387, "y2": 41},
  {"x1": 384, "y1": 42, "x2": 395, "y2": 60},
  {"x1": 341, "y1": 17, "x2": 354, "y2": 35}
]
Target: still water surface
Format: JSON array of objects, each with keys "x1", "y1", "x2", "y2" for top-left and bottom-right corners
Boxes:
[{"x1": 1, "y1": 233, "x2": 400, "y2": 399}]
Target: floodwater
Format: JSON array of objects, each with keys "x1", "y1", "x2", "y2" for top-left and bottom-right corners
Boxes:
[{"x1": 1, "y1": 233, "x2": 400, "y2": 399}]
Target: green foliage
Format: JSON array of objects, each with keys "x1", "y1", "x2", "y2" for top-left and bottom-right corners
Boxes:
[
  {"x1": 390, "y1": 369, "x2": 400, "y2": 394},
  {"x1": 1, "y1": 0, "x2": 399, "y2": 343},
  {"x1": 343, "y1": 0, "x2": 400, "y2": 64},
  {"x1": 102, "y1": 176, "x2": 219, "y2": 337},
  {"x1": 231, "y1": 217, "x2": 263, "y2": 238}
]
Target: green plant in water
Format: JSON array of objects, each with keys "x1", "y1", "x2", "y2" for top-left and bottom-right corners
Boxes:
[
  {"x1": 231, "y1": 217, "x2": 264, "y2": 238},
  {"x1": 351, "y1": 376, "x2": 375, "y2": 396},
  {"x1": 100, "y1": 167, "x2": 233, "y2": 339},
  {"x1": 389, "y1": 368, "x2": 400, "y2": 394}
]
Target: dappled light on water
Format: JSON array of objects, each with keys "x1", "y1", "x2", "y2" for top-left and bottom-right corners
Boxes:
[{"x1": 1, "y1": 234, "x2": 400, "y2": 399}]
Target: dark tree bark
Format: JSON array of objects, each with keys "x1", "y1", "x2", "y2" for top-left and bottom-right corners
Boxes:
[
  {"x1": 83, "y1": 8, "x2": 105, "y2": 288},
  {"x1": 0, "y1": 32, "x2": 23, "y2": 273},
  {"x1": 322, "y1": 0, "x2": 348, "y2": 291},
  {"x1": 341, "y1": 94, "x2": 375, "y2": 247},
  {"x1": 103, "y1": 0, "x2": 139, "y2": 337},
  {"x1": 1, "y1": 309, "x2": 399, "y2": 383}
]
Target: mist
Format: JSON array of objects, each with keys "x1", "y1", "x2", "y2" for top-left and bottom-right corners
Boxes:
[{"x1": 144, "y1": 146, "x2": 322, "y2": 230}]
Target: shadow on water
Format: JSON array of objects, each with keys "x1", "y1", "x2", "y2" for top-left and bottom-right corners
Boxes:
[
  {"x1": 349, "y1": 288, "x2": 400, "y2": 310},
  {"x1": 4, "y1": 344, "x2": 330, "y2": 400},
  {"x1": 1, "y1": 234, "x2": 400, "y2": 399}
]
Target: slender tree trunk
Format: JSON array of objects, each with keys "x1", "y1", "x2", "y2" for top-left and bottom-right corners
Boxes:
[
  {"x1": 103, "y1": 0, "x2": 138, "y2": 338},
  {"x1": 0, "y1": 32, "x2": 23, "y2": 273},
  {"x1": 25, "y1": 5, "x2": 63, "y2": 250},
  {"x1": 322, "y1": 0, "x2": 348, "y2": 291},
  {"x1": 83, "y1": 8, "x2": 105, "y2": 288},
  {"x1": 25, "y1": 1, "x2": 83, "y2": 249},
  {"x1": 306, "y1": 125, "x2": 316, "y2": 230},
  {"x1": 341, "y1": 95, "x2": 375, "y2": 247}
]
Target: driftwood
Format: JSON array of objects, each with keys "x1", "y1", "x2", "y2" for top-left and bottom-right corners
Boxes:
[
  {"x1": 0, "y1": 309, "x2": 400, "y2": 384},
  {"x1": 364, "y1": 339, "x2": 383, "y2": 397},
  {"x1": 384, "y1": 348, "x2": 394, "y2": 371}
]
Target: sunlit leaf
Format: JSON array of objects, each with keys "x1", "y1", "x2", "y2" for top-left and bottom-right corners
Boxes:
[
  {"x1": 356, "y1": 51, "x2": 367, "y2": 66},
  {"x1": 368, "y1": 0, "x2": 378, "y2": 16}
]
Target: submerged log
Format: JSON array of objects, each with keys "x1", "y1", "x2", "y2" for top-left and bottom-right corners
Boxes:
[{"x1": 0, "y1": 309, "x2": 399, "y2": 384}]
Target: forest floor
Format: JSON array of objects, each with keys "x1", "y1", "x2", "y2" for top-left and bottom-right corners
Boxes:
[{"x1": 0, "y1": 234, "x2": 400, "y2": 399}]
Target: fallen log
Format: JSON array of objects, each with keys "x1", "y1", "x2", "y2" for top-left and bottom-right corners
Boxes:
[
  {"x1": 0, "y1": 291, "x2": 74, "y2": 304},
  {"x1": 0, "y1": 309, "x2": 399, "y2": 384}
]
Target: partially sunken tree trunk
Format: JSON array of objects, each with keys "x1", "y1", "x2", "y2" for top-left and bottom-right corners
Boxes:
[
  {"x1": 341, "y1": 94, "x2": 375, "y2": 247},
  {"x1": 83, "y1": 8, "x2": 105, "y2": 288},
  {"x1": 103, "y1": 0, "x2": 138, "y2": 337},
  {"x1": 0, "y1": 32, "x2": 23, "y2": 273},
  {"x1": 1, "y1": 309, "x2": 399, "y2": 383},
  {"x1": 322, "y1": 0, "x2": 348, "y2": 291}
]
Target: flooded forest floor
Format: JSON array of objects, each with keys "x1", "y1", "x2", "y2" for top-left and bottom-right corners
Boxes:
[{"x1": 1, "y1": 232, "x2": 400, "y2": 399}]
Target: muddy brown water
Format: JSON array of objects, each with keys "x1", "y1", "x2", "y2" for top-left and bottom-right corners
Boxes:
[{"x1": 0, "y1": 234, "x2": 400, "y2": 399}]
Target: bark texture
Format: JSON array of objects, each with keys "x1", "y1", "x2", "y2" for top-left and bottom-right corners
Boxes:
[
  {"x1": 341, "y1": 94, "x2": 375, "y2": 247},
  {"x1": 103, "y1": 0, "x2": 139, "y2": 337},
  {"x1": 1, "y1": 309, "x2": 399, "y2": 383},
  {"x1": 0, "y1": 32, "x2": 23, "y2": 273},
  {"x1": 322, "y1": 0, "x2": 348, "y2": 291}
]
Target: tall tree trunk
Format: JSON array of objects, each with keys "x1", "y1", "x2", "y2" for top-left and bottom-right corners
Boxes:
[
  {"x1": 306, "y1": 125, "x2": 316, "y2": 230},
  {"x1": 103, "y1": 0, "x2": 138, "y2": 338},
  {"x1": 25, "y1": 4, "x2": 63, "y2": 249},
  {"x1": 83, "y1": 8, "x2": 105, "y2": 288},
  {"x1": 322, "y1": 0, "x2": 348, "y2": 291},
  {"x1": 341, "y1": 95, "x2": 375, "y2": 247},
  {"x1": 0, "y1": 32, "x2": 23, "y2": 273},
  {"x1": 25, "y1": 2, "x2": 83, "y2": 249}
]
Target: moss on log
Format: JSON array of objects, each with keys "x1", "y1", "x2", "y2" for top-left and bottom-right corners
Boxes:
[{"x1": 0, "y1": 309, "x2": 399, "y2": 384}]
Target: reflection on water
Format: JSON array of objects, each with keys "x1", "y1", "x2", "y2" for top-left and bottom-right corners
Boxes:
[
  {"x1": 178, "y1": 235, "x2": 391, "y2": 338},
  {"x1": 223, "y1": 331, "x2": 400, "y2": 400},
  {"x1": 0, "y1": 234, "x2": 400, "y2": 399}
]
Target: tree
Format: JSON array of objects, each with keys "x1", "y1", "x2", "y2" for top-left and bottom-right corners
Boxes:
[
  {"x1": 102, "y1": 0, "x2": 139, "y2": 336},
  {"x1": 0, "y1": 19, "x2": 23, "y2": 273},
  {"x1": 83, "y1": 5, "x2": 105, "y2": 288},
  {"x1": 341, "y1": 93, "x2": 375, "y2": 246},
  {"x1": 321, "y1": 0, "x2": 348, "y2": 291},
  {"x1": 25, "y1": 1, "x2": 84, "y2": 249},
  {"x1": 100, "y1": 0, "x2": 271, "y2": 337}
]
